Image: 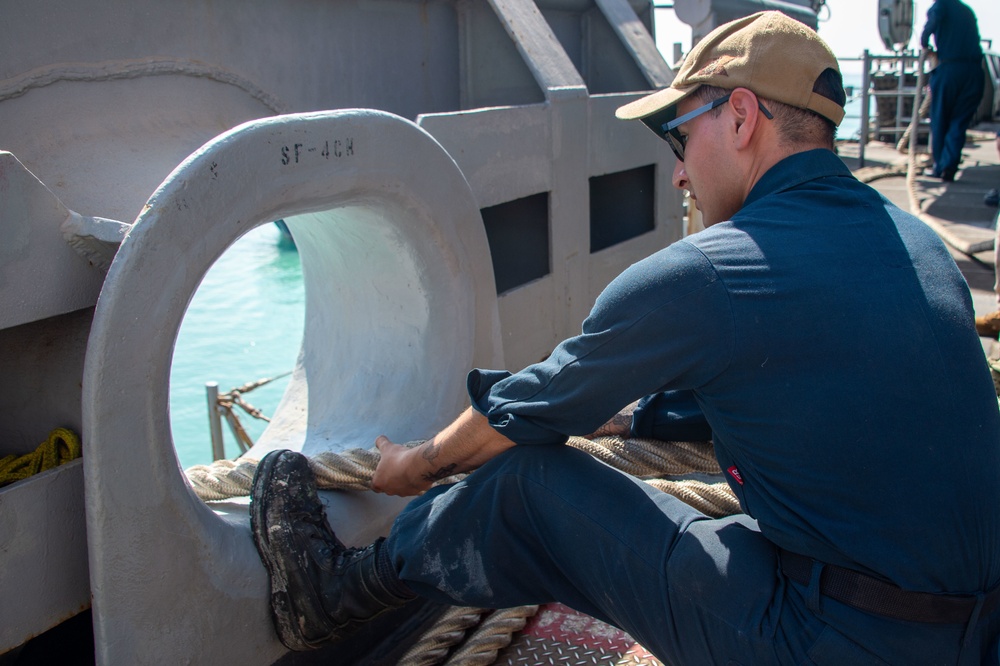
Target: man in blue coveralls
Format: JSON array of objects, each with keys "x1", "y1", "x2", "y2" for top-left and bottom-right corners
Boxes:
[
  {"x1": 250, "y1": 11, "x2": 1000, "y2": 664},
  {"x1": 920, "y1": 0, "x2": 984, "y2": 182}
]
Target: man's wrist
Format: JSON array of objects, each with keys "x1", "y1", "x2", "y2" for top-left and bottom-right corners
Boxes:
[{"x1": 416, "y1": 440, "x2": 458, "y2": 485}]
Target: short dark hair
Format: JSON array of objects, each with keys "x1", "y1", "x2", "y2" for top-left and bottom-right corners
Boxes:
[{"x1": 695, "y1": 67, "x2": 844, "y2": 149}]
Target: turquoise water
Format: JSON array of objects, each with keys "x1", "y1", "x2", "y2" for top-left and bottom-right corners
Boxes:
[{"x1": 169, "y1": 224, "x2": 304, "y2": 470}]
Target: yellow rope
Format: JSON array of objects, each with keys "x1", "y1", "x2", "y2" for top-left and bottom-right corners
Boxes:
[{"x1": 0, "y1": 428, "x2": 82, "y2": 487}]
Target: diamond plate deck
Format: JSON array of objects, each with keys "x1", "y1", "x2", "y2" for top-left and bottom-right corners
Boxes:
[{"x1": 493, "y1": 604, "x2": 663, "y2": 666}]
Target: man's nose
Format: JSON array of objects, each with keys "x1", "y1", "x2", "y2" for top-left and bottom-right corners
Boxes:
[{"x1": 672, "y1": 159, "x2": 688, "y2": 191}]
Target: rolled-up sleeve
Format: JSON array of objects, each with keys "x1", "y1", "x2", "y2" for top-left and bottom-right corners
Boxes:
[{"x1": 467, "y1": 241, "x2": 735, "y2": 445}]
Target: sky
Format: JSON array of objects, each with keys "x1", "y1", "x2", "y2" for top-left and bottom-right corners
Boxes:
[{"x1": 654, "y1": 0, "x2": 999, "y2": 76}]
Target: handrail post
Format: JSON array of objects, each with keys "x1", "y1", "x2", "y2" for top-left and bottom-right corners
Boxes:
[
  {"x1": 909, "y1": 50, "x2": 926, "y2": 166},
  {"x1": 859, "y1": 49, "x2": 871, "y2": 168},
  {"x1": 206, "y1": 381, "x2": 225, "y2": 461},
  {"x1": 896, "y1": 54, "x2": 905, "y2": 140}
]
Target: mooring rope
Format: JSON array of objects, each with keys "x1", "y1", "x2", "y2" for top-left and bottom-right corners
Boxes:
[
  {"x1": 395, "y1": 606, "x2": 540, "y2": 666},
  {"x1": 568, "y1": 436, "x2": 720, "y2": 477},
  {"x1": 645, "y1": 477, "x2": 741, "y2": 516},
  {"x1": 185, "y1": 436, "x2": 729, "y2": 507},
  {"x1": 400, "y1": 607, "x2": 493, "y2": 666},
  {"x1": 442, "y1": 607, "x2": 540, "y2": 666}
]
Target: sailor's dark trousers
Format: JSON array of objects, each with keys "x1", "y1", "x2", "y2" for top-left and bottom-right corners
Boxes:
[
  {"x1": 385, "y1": 446, "x2": 1000, "y2": 665},
  {"x1": 928, "y1": 59, "x2": 985, "y2": 178}
]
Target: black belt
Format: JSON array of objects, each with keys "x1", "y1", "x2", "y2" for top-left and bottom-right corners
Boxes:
[{"x1": 779, "y1": 549, "x2": 1000, "y2": 624}]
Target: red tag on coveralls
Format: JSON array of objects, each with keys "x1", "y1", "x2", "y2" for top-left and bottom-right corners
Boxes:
[{"x1": 727, "y1": 466, "x2": 744, "y2": 485}]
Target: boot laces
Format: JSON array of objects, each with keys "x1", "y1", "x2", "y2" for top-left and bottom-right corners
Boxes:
[{"x1": 288, "y1": 506, "x2": 341, "y2": 551}]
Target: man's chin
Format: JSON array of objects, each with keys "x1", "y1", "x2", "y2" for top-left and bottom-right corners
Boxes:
[{"x1": 700, "y1": 210, "x2": 723, "y2": 227}]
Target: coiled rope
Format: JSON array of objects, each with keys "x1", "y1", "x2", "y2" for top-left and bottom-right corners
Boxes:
[{"x1": 0, "y1": 428, "x2": 82, "y2": 487}]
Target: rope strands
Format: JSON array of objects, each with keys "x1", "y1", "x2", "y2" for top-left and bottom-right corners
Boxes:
[
  {"x1": 308, "y1": 448, "x2": 383, "y2": 492},
  {"x1": 184, "y1": 457, "x2": 260, "y2": 501},
  {"x1": 566, "y1": 435, "x2": 720, "y2": 477},
  {"x1": 401, "y1": 607, "x2": 490, "y2": 666},
  {"x1": 0, "y1": 428, "x2": 82, "y2": 488},
  {"x1": 443, "y1": 607, "x2": 540, "y2": 666},
  {"x1": 184, "y1": 436, "x2": 732, "y2": 509},
  {"x1": 393, "y1": 606, "x2": 541, "y2": 666},
  {"x1": 645, "y1": 478, "x2": 741, "y2": 518}
]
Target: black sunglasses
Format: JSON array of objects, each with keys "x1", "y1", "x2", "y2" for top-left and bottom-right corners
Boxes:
[{"x1": 659, "y1": 93, "x2": 774, "y2": 162}]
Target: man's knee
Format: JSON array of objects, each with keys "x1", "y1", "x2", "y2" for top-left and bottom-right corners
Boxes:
[
  {"x1": 457, "y1": 444, "x2": 628, "y2": 508},
  {"x1": 478, "y1": 442, "x2": 588, "y2": 474}
]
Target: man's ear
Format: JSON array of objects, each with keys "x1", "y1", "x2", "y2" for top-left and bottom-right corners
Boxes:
[{"x1": 728, "y1": 88, "x2": 764, "y2": 150}]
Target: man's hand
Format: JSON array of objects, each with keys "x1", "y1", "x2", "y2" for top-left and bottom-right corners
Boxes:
[
  {"x1": 371, "y1": 436, "x2": 437, "y2": 497},
  {"x1": 370, "y1": 407, "x2": 517, "y2": 497}
]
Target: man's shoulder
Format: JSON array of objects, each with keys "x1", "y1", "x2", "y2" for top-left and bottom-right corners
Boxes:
[
  {"x1": 612, "y1": 237, "x2": 729, "y2": 296},
  {"x1": 593, "y1": 238, "x2": 730, "y2": 321},
  {"x1": 665, "y1": 223, "x2": 763, "y2": 274},
  {"x1": 642, "y1": 236, "x2": 725, "y2": 272}
]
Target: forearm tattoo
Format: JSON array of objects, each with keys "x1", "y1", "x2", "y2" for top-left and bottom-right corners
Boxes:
[
  {"x1": 422, "y1": 463, "x2": 458, "y2": 483},
  {"x1": 421, "y1": 440, "x2": 441, "y2": 462},
  {"x1": 419, "y1": 441, "x2": 457, "y2": 482}
]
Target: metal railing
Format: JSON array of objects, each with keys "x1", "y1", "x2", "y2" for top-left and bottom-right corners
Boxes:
[
  {"x1": 854, "y1": 49, "x2": 928, "y2": 167},
  {"x1": 205, "y1": 371, "x2": 291, "y2": 460}
]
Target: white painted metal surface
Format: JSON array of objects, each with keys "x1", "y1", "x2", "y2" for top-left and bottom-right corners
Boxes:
[
  {"x1": 0, "y1": 460, "x2": 89, "y2": 652},
  {"x1": 0, "y1": 155, "x2": 102, "y2": 652},
  {"x1": 0, "y1": 153, "x2": 107, "y2": 330},
  {"x1": 83, "y1": 109, "x2": 502, "y2": 664}
]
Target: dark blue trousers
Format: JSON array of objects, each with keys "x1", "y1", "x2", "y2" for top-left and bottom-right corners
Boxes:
[
  {"x1": 385, "y1": 446, "x2": 998, "y2": 664},
  {"x1": 928, "y1": 61, "x2": 985, "y2": 177}
]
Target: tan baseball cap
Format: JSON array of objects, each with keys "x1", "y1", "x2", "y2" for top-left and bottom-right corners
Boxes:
[{"x1": 616, "y1": 11, "x2": 845, "y2": 127}]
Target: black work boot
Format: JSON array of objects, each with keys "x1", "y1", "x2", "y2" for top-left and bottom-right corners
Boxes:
[{"x1": 250, "y1": 450, "x2": 415, "y2": 651}]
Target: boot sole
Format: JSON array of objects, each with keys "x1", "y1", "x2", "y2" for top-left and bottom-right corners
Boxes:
[
  {"x1": 270, "y1": 596, "x2": 452, "y2": 666},
  {"x1": 251, "y1": 450, "x2": 333, "y2": 651}
]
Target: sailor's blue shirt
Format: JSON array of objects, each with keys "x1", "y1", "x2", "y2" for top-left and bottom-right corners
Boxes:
[{"x1": 468, "y1": 149, "x2": 1000, "y2": 596}]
